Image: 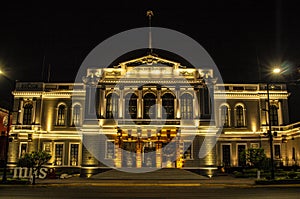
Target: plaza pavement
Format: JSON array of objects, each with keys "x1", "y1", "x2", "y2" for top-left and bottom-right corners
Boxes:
[{"x1": 34, "y1": 168, "x2": 257, "y2": 187}]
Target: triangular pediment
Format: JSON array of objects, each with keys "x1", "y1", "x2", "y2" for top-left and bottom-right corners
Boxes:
[{"x1": 117, "y1": 54, "x2": 183, "y2": 69}]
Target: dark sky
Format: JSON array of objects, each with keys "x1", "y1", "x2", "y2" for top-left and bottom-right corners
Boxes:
[{"x1": 0, "y1": 1, "x2": 300, "y2": 121}]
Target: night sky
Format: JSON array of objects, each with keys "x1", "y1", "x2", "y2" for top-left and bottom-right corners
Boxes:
[{"x1": 0, "y1": 1, "x2": 300, "y2": 121}]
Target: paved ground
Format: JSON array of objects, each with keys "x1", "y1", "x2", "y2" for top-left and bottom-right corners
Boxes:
[
  {"x1": 33, "y1": 168, "x2": 256, "y2": 187},
  {"x1": 2, "y1": 169, "x2": 300, "y2": 198},
  {"x1": 3, "y1": 168, "x2": 300, "y2": 187},
  {"x1": 1, "y1": 185, "x2": 300, "y2": 199}
]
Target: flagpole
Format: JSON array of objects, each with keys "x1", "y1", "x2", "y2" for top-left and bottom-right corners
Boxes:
[{"x1": 146, "y1": 10, "x2": 154, "y2": 54}]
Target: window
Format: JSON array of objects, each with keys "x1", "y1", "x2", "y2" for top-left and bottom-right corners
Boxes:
[
  {"x1": 220, "y1": 105, "x2": 230, "y2": 127},
  {"x1": 235, "y1": 105, "x2": 245, "y2": 127},
  {"x1": 57, "y1": 104, "x2": 66, "y2": 126},
  {"x1": 222, "y1": 145, "x2": 231, "y2": 167},
  {"x1": 270, "y1": 105, "x2": 278, "y2": 126},
  {"x1": 183, "y1": 141, "x2": 193, "y2": 160},
  {"x1": 162, "y1": 93, "x2": 175, "y2": 119},
  {"x1": 105, "y1": 140, "x2": 115, "y2": 159},
  {"x1": 72, "y1": 104, "x2": 81, "y2": 126},
  {"x1": 106, "y1": 93, "x2": 119, "y2": 119},
  {"x1": 125, "y1": 93, "x2": 137, "y2": 119},
  {"x1": 69, "y1": 144, "x2": 79, "y2": 166},
  {"x1": 55, "y1": 143, "x2": 64, "y2": 166},
  {"x1": 237, "y1": 145, "x2": 246, "y2": 167},
  {"x1": 180, "y1": 93, "x2": 193, "y2": 119},
  {"x1": 274, "y1": 144, "x2": 281, "y2": 159},
  {"x1": 23, "y1": 103, "x2": 33, "y2": 125},
  {"x1": 19, "y1": 143, "x2": 28, "y2": 158},
  {"x1": 143, "y1": 93, "x2": 156, "y2": 119}
]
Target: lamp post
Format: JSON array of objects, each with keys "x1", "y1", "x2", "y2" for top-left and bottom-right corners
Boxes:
[
  {"x1": 266, "y1": 82, "x2": 275, "y2": 180},
  {"x1": 0, "y1": 70, "x2": 15, "y2": 183},
  {"x1": 266, "y1": 67, "x2": 281, "y2": 180}
]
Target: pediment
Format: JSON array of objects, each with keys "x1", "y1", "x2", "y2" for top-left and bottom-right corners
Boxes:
[{"x1": 116, "y1": 54, "x2": 183, "y2": 69}]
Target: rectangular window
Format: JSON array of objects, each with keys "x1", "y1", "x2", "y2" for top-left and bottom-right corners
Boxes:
[
  {"x1": 237, "y1": 144, "x2": 246, "y2": 167},
  {"x1": 72, "y1": 105, "x2": 81, "y2": 126},
  {"x1": 70, "y1": 144, "x2": 79, "y2": 166},
  {"x1": 105, "y1": 140, "x2": 115, "y2": 159},
  {"x1": 19, "y1": 143, "x2": 28, "y2": 158},
  {"x1": 57, "y1": 105, "x2": 66, "y2": 126},
  {"x1": 274, "y1": 144, "x2": 281, "y2": 159},
  {"x1": 183, "y1": 141, "x2": 193, "y2": 160},
  {"x1": 55, "y1": 143, "x2": 64, "y2": 166},
  {"x1": 222, "y1": 144, "x2": 231, "y2": 167}
]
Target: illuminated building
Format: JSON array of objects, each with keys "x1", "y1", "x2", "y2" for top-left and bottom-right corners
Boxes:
[{"x1": 6, "y1": 54, "x2": 300, "y2": 177}]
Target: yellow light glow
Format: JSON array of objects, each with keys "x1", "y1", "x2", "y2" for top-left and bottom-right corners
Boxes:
[{"x1": 273, "y1": 68, "x2": 281, "y2": 74}]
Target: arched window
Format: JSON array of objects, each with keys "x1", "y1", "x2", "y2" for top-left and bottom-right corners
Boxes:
[
  {"x1": 235, "y1": 105, "x2": 245, "y2": 127},
  {"x1": 180, "y1": 93, "x2": 193, "y2": 119},
  {"x1": 57, "y1": 104, "x2": 66, "y2": 126},
  {"x1": 143, "y1": 93, "x2": 156, "y2": 119},
  {"x1": 23, "y1": 103, "x2": 33, "y2": 125},
  {"x1": 270, "y1": 105, "x2": 278, "y2": 126},
  {"x1": 162, "y1": 93, "x2": 175, "y2": 119},
  {"x1": 125, "y1": 93, "x2": 137, "y2": 119},
  {"x1": 72, "y1": 104, "x2": 81, "y2": 126},
  {"x1": 106, "y1": 93, "x2": 119, "y2": 119},
  {"x1": 220, "y1": 105, "x2": 230, "y2": 127}
]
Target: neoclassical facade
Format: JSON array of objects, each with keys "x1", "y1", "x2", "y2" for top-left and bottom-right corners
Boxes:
[{"x1": 6, "y1": 54, "x2": 300, "y2": 176}]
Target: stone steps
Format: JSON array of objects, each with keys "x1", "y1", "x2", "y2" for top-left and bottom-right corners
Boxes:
[{"x1": 91, "y1": 168, "x2": 209, "y2": 180}]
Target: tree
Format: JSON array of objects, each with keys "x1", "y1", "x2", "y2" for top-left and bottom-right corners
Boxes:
[
  {"x1": 240, "y1": 148, "x2": 266, "y2": 170},
  {"x1": 17, "y1": 151, "x2": 51, "y2": 185}
]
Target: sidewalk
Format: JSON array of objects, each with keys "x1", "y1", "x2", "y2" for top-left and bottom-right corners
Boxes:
[
  {"x1": 34, "y1": 176, "x2": 300, "y2": 188},
  {"x1": 6, "y1": 168, "x2": 300, "y2": 187},
  {"x1": 34, "y1": 174, "x2": 256, "y2": 187}
]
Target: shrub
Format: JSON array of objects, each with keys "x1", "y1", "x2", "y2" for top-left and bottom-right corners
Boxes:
[
  {"x1": 243, "y1": 168, "x2": 258, "y2": 173},
  {"x1": 287, "y1": 171, "x2": 297, "y2": 179}
]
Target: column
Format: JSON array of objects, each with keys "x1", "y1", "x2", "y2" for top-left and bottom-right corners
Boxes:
[
  {"x1": 80, "y1": 72, "x2": 101, "y2": 177},
  {"x1": 176, "y1": 136, "x2": 183, "y2": 168},
  {"x1": 176, "y1": 86, "x2": 181, "y2": 119},
  {"x1": 207, "y1": 81, "x2": 215, "y2": 121},
  {"x1": 119, "y1": 85, "x2": 124, "y2": 119},
  {"x1": 157, "y1": 85, "x2": 161, "y2": 118},
  {"x1": 95, "y1": 86, "x2": 100, "y2": 119},
  {"x1": 18, "y1": 100, "x2": 24, "y2": 124},
  {"x1": 100, "y1": 85, "x2": 106, "y2": 118},
  {"x1": 80, "y1": 144, "x2": 99, "y2": 177},
  {"x1": 193, "y1": 86, "x2": 200, "y2": 119},
  {"x1": 115, "y1": 140, "x2": 122, "y2": 168},
  {"x1": 136, "y1": 142, "x2": 142, "y2": 168},
  {"x1": 83, "y1": 85, "x2": 98, "y2": 120},
  {"x1": 34, "y1": 98, "x2": 42, "y2": 125},
  {"x1": 156, "y1": 142, "x2": 162, "y2": 168},
  {"x1": 137, "y1": 87, "x2": 143, "y2": 118}
]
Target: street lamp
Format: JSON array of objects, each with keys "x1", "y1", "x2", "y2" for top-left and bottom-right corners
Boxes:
[
  {"x1": 0, "y1": 70, "x2": 15, "y2": 183},
  {"x1": 266, "y1": 82, "x2": 275, "y2": 180},
  {"x1": 266, "y1": 67, "x2": 281, "y2": 180}
]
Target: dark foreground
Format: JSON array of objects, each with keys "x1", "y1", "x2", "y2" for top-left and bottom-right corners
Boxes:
[{"x1": 0, "y1": 185, "x2": 299, "y2": 199}]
